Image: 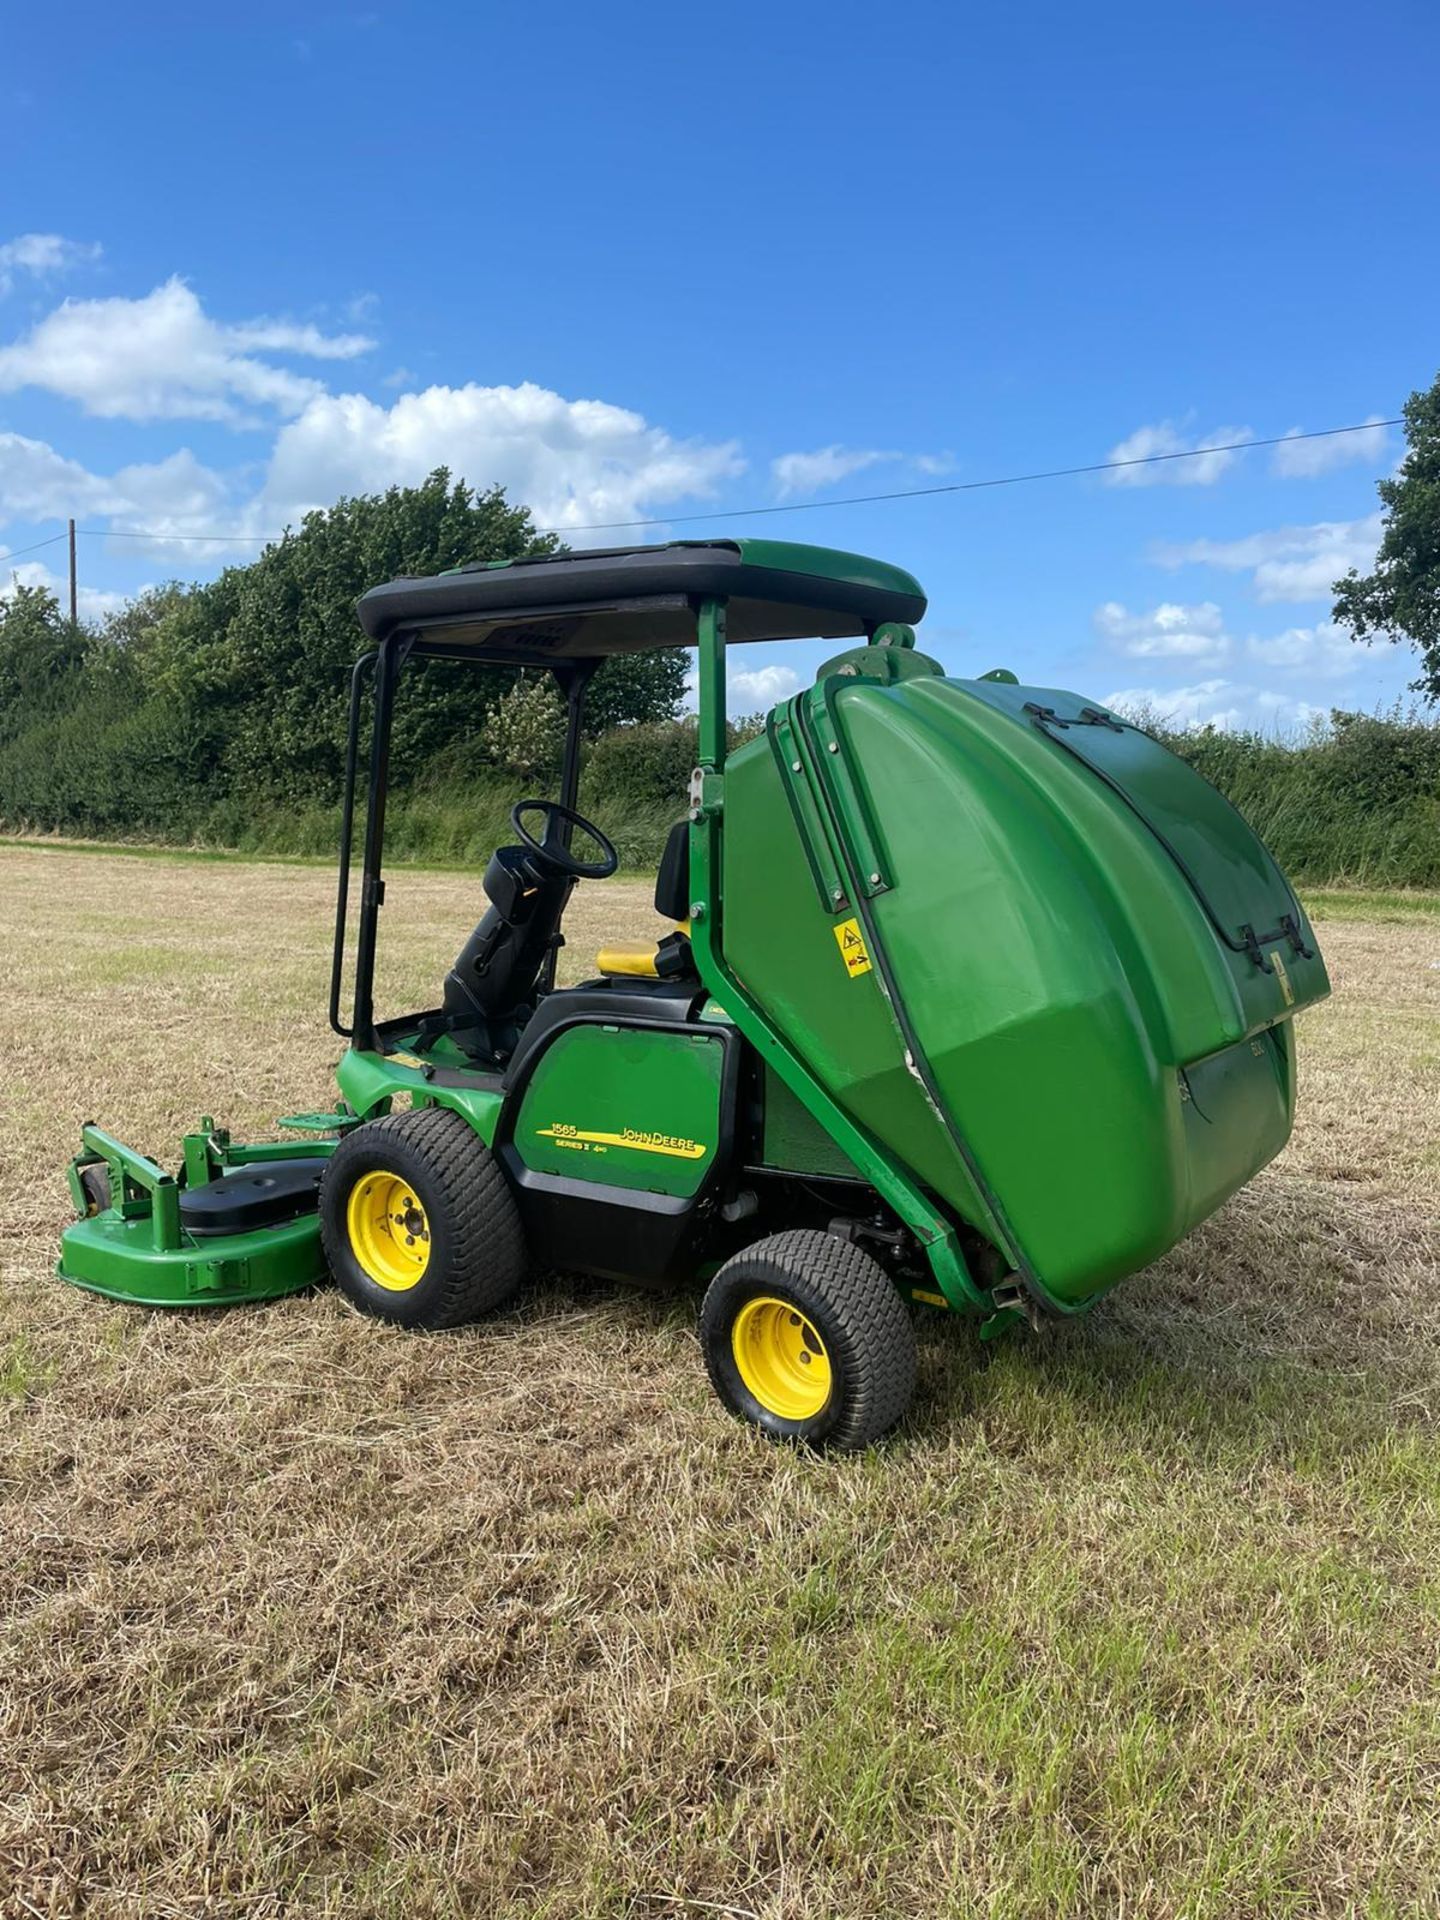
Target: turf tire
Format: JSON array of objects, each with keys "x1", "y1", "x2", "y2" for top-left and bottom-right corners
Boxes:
[
  {"x1": 700, "y1": 1228, "x2": 916, "y2": 1450},
  {"x1": 321, "y1": 1107, "x2": 525, "y2": 1329}
]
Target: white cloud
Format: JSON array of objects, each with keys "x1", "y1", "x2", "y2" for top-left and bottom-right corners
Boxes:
[
  {"x1": 771, "y1": 445, "x2": 897, "y2": 497},
  {"x1": 0, "y1": 233, "x2": 101, "y2": 297},
  {"x1": 0, "y1": 374, "x2": 746, "y2": 564},
  {"x1": 0, "y1": 429, "x2": 115, "y2": 519},
  {"x1": 1105, "y1": 678, "x2": 1244, "y2": 728},
  {"x1": 1104, "y1": 419, "x2": 1252, "y2": 487},
  {"x1": 1094, "y1": 599, "x2": 1230, "y2": 661},
  {"x1": 1103, "y1": 678, "x2": 1324, "y2": 734},
  {"x1": 1251, "y1": 692, "x2": 1328, "y2": 730},
  {"x1": 0, "y1": 429, "x2": 260, "y2": 559},
  {"x1": 1245, "y1": 619, "x2": 1365, "y2": 678},
  {"x1": 0, "y1": 557, "x2": 135, "y2": 624},
  {"x1": 1153, "y1": 513, "x2": 1381, "y2": 603},
  {"x1": 728, "y1": 663, "x2": 799, "y2": 710},
  {"x1": 1270, "y1": 418, "x2": 1389, "y2": 478},
  {"x1": 262, "y1": 381, "x2": 743, "y2": 539},
  {"x1": 0, "y1": 277, "x2": 375, "y2": 424}
]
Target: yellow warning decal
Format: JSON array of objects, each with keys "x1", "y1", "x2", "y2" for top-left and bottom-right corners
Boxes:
[
  {"x1": 535, "y1": 1124, "x2": 706, "y2": 1160},
  {"x1": 832, "y1": 916, "x2": 872, "y2": 979},
  {"x1": 1271, "y1": 949, "x2": 1295, "y2": 1007}
]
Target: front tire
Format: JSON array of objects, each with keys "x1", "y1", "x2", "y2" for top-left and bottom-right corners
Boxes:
[
  {"x1": 700, "y1": 1229, "x2": 916, "y2": 1449},
  {"x1": 320, "y1": 1107, "x2": 525, "y2": 1329}
]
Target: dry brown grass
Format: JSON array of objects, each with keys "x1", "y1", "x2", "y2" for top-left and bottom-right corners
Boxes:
[{"x1": 2, "y1": 847, "x2": 1438, "y2": 1920}]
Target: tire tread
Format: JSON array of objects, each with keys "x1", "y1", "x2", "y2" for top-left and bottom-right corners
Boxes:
[
  {"x1": 700, "y1": 1227, "x2": 916, "y2": 1448},
  {"x1": 321, "y1": 1106, "x2": 524, "y2": 1328}
]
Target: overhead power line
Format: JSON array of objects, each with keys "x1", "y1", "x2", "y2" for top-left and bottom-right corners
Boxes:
[
  {"x1": 537, "y1": 418, "x2": 1403, "y2": 534},
  {"x1": 0, "y1": 529, "x2": 70, "y2": 564},
  {"x1": 13, "y1": 414, "x2": 1399, "y2": 555},
  {"x1": 80, "y1": 526, "x2": 283, "y2": 542}
]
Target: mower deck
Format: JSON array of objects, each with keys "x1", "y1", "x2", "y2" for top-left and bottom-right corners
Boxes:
[
  {"x1": 57, "y1": 1116, "x2": 351, "y2": 1309},
  {"x1": 58, "y1": 1207, "x2": 327, "y2": 1308}
]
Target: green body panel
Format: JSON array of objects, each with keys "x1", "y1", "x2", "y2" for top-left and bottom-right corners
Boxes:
[
  {"x1": 336, "y1": 1047, "x2": 504, "y2": 1143},
  {"x1": 688, "y1": 601, "x2": 988, "y2": 1314},
  {"x1": 59, "y1": 1209, "x2": 326, "y2": 1308},
  {"x1": 56, "y1": 1121, "x2": 335, "y2": 1307},
  {"x1": 720, "y1": 666, "x2": 1328, "y2": 1310},
  {"x1": 731, "y1": 538, "x2": 924, "y2": 604},
  {"x1": 512, "y1": 1025, "x2": 724, "y2": 1198}
]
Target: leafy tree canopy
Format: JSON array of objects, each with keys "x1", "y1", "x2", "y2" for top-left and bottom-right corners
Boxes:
[
  {"x1": 105, "y1": 470, "x2": 688, "y2": 801},
  {"x1": 1333, "y1": 372, "x2": 1440, "y2": 699},
  {"x1": 0, "y1": 580, "x2": 85, "y2": 725}
]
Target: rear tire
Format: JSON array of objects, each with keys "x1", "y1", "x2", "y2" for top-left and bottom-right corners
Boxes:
[
  {"x1": 320, "y1": 1107, "x2": 525, "y2": 1329},
  {"x1": 700, "y1": 1229, "x2": 916, "y2": 1449}
]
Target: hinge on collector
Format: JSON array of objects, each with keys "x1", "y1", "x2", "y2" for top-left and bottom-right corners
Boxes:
[{"x1": 768, "y1": 703, "x2": 851, "y2": 913}]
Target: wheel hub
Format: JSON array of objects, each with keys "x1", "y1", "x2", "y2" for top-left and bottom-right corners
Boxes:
[
  {"x1": 731, "y1": 1295, "x2": 832, "y2": 1420},
  {"x1": 346, "y1": 1170, "x2": 431, "y2": 1291}
]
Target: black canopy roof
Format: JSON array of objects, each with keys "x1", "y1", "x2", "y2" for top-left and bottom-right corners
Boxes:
[{"x1": 354, "y1": 538, "x2": 927, "y2": 662}]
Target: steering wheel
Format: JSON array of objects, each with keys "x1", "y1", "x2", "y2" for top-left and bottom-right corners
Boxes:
[{"x1": 510, "y1": 799, "x2": 619, "y2": 880}]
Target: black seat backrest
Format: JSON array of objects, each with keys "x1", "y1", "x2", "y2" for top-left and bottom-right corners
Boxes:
[{"x1": 655, "y1": 819, "x2": 690, "y2": 921}]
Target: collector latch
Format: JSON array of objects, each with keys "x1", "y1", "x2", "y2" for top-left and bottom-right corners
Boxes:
[
  {"x1": 1023, "y1": 702, "x2": 1124, "y2": 732},
  {"x1": 1238, "y1": 914, "x2": 1314, "y2": 970}
]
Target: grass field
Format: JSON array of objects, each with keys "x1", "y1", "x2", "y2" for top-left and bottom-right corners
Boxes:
[{"x1": 3, "y1": 847, "x2": 1439, "y2": 1920}]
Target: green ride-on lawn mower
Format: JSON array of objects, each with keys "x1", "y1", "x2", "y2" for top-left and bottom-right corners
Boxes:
[{"x1": 59, "y1": 540, "x2": 1330, "y2": 1449}]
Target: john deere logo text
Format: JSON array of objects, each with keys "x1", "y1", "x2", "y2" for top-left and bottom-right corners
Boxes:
[{"x1": 536, "y1": 1123, "x2": 706, "y2": 1161}]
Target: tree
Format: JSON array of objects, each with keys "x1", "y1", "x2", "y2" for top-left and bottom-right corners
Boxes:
[
  {"x1": 0, "y1": 581, "x2": 85, "y2": 729},
  {"x1": 140, "y1": 469, "x2": 688, "y2": 800},
  {"x1": 485, "y1": 674, "x2": 567, "y2": 783},
  {"x1": 1333, "y1": 372, "x2": 1440, "y2": 699},
  {"x1": 0, "y1": 475, "x2": 692, "y2": 837}
]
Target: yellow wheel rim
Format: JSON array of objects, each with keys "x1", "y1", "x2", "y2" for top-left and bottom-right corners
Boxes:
[
  {"x1": 346, "y1": 1169, "x2": 431, "y2": 1292},
  {"x1": 731, "y1": 1295, "x2": 832, "y2": 1421}
]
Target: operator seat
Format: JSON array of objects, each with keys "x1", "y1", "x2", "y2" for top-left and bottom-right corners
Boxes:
[
  {"x1": 440, "y1": 845, "x2": 574, "y2": 1063},
  {"x1": 595, "y1": 820, "x2": 698, "y2": 982}
]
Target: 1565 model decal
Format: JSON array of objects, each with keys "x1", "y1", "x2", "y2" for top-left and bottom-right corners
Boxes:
[{"x1": 535, "y1": 1123, "x2": 707, "y2": 1161}]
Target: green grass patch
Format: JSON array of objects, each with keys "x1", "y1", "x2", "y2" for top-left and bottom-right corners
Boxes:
[{"x1": 1303, "y1": 887, "x2": 1440, "y2": 922}]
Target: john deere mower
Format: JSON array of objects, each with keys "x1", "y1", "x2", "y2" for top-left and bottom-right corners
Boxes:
[{"x1": 59, "y1": 540, "x2": 1329, "y2": 1448}]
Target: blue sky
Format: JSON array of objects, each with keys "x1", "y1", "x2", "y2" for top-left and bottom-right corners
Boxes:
[{"x1": 2, "y1": 0, "x2": 1436, "y2": 728}]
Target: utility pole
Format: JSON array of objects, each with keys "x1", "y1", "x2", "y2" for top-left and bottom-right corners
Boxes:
[{"x1": 68, "y1": 518, "x2": 78, "y2": 625}]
